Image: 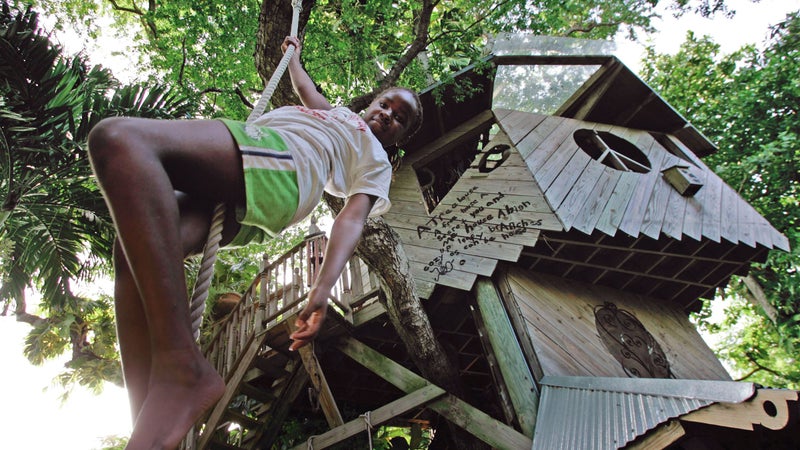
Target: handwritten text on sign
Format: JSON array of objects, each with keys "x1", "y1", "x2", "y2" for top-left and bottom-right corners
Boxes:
[{"x1": 416, "y1": 187, "x2": 541, "y2": 281}]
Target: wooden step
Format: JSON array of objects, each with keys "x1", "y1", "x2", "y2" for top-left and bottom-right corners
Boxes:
[
  {"x1": 239, "y1": 382, "x2": 276, "y2": 404},
  {"x1": 224, "y1": 409, "x2": 260, "y2": 430}
]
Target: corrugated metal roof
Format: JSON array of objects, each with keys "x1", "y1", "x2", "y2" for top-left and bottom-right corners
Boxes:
[{"x1": 532, "y1": 376, "x2": 756, "y2": 450}]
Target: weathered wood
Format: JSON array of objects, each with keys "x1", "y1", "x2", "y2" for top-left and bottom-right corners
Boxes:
[
  {"x1": 617, "y1": 135, "x2": 669, "y2": 238},
  {"x1": 509, "y1": 114, "x2": 562, "y2": 157},
  {"x1": 660, "y1": 175, "x2": 690, "y2": 240},
  {"x1": 533, "y1": 126, "x2": 582, "y2": 192},
  {"x1": 700, "y1": 170, "x2": 723, "y2": 243},
  {"x1": 393, "y1": 226, "x2": 526, "y2": 262},
  {"x1": 494, "y1": 109, "x2": 548, "y2": 145},
  {"x1": 505, "y1": 267, "x2": 731, "y2": 380},
  {"x1": 251, "y1": 362, "x2": 310, "y2": 449},
  {"x1": 198, "y1": 332, "x2": 269, "y2": 449},
  {"x1": 681, "y1": 388, "x2": 799, "y2": 431},
  {"x1": 626, "y1": 420, "x2": 686, "y2": 450},
  {"x1": 473, "y1": 278, "x2": 538, "y2": 437},
  {"x1": 406, "y1": 110, "x2": 495, "y2": 167},
  {"x1": 296, "y1": 341, "x2": 344, "y2": 428},
  {"x1": 639, "y1": 153, "x2": 678, "y2": 239},
  {"x1": 289, "y1": 384, "x2": 447, "y2": 450},
  {"x1": 720, "y1": 181, "x2": 740, "y2": 245},
  {"x1": 571, "y1": 166, "x2": 620, "y2": 235},
  {"x1": 337, "y1": 337, "x2": 533, "y2": 450}
]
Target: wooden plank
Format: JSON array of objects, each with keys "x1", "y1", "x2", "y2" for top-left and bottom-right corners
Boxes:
[
  {"x1": 534, "y1": 130, "x2": 581, "y2": 193},
  {"x1": 594, "y1": 132, "x2": 659, "y2": 236},
  {"x1": 252, "y1": 363, "x2": 311, "y2": 449},
  {"x1": 549, "y1": 151, "x2": 602, "y2": 231},
  {"x1": 571, "y1": 167, "x2": 621, "y2": 235},
  {"x1": 403, "y1": 242, "x2": 499, "y2": 277},
  {"x1": 660, "y1": 178, "x2": 690, "y2": 240},
  {"x1": 384, "y1": 204, "x2": 557, "y2": 246},
  {"x1": 737, "y1": 201, "x2": 757, "y2": 248},
  {"x1": 289, "y1": 385, "x2": 447, "y2": 450},
  {"x1": 393, "y1": 226, "x2": 526, "y2": 262},
  {"x1": 448, "y1": 178, "x2": 547, "y2": 198},
  {"x1": 336, "y1": 338, "x2": 533, "y2": 450},
  {"x1": 473, "y1": 278, "x2": 538, "y2": 437},
  {"x1": 505, "y1": 267, "x2": 732, "y2": 380},
  {"x1": 719, "y1": 183, "x2": 740, "y2": 245},
  {"x1": 295, "y1": 342, "x2": 344, "y2": 428},
  {"x1": 495, "y1": 110, "x2": 548, "y2": 145},
  {"x1": 409, "y1": 262, "x2": 478, "y2": 291},
  {"x1": 618, "y1": 136, "x2": 669, "y2": 238},
  {"x1": 407, "y1": 110, "x2": 495, "y2": 167},
  {"x1": 639, "y1": 155, "x2": 676, "y2": 240},
  {"x1": 522, "y1": 116, "x2": 579, "y2": 168},
  {"x1": 198, "y1": 333, "x2": 269, "y2": 449},
  {"x1": 513, "y1": 115, "x2": 566, "y2": 159},
  {"x1": 627, "y1": 420, "x2": 686, "y2": 450},
  {"x1": 389, "y1": 185, "x2": 426, "y2": 203},
  {"x1": 506, "y1": 270, "x2": 617, "y2": 377},
  {"x1": 681, "y1": 389, "x2": 799, "y2": 431},
  {"x1": 700, "y1": 171, "x2": 723, "y2": 243}
]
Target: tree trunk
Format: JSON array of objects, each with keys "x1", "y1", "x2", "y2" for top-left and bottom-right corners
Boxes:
[
  {"x1": 255, "y1": 0, "x2": 315, "y2": 107},
  {"x1": 256, "y1": 3, "x2": 487, "y2": 446},
  {"x1": 328, "y1": 196, "x2": 488, "y2": 450}
]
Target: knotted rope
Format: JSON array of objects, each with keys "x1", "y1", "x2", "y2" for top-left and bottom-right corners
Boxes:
[{"x1": 188, "y1": 0, "x2": 303, "y2": 341}]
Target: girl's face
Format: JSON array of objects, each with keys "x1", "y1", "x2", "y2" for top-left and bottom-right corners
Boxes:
[{"x1": 363, "y1": 89, "x2": 418, "y2": 146}]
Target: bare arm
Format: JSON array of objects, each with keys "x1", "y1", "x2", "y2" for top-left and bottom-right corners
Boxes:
[
  {"x1": 289, "y1": 193, "x2": 376, "y2": 350},
  {"x1": 282, "y1": 36, "x2": 333, "y2": 111}
]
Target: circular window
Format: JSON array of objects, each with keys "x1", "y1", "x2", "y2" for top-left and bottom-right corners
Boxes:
[{"x1": 574, "y1": 129, "x2": 651, "y2": 173}]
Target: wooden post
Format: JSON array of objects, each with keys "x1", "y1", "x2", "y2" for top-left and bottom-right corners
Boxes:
[
  {"x1": 473, "y1": 277, "x2": 539, "y2": 437},
  {"x1": 288, "y1": 323, "x2": 345, "y2": 429},
  {"x1": 337, "y1": 337, "x2": 533, "y2": 450}
]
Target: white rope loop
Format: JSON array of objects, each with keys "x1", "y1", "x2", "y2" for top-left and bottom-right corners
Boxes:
[{"x1": 189, "y1": 0, "x2": 303, "y2": 341}]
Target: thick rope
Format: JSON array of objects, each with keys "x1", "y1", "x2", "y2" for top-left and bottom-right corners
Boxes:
[{"x1": 189, "y1": 0, "x2": 303, "y2": 341}]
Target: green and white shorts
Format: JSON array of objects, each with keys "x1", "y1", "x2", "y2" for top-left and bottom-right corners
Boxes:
[{"x1": 219, "y1": 119, "x2": 300, "y2": 246}]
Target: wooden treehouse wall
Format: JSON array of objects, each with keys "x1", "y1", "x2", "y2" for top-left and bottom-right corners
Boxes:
[
  {"x1": 501, "y1": 266, "x2": 731, "y2": 381},
  {"x1": 385, "y1": 110, "x2": 562, "y2": 298}
]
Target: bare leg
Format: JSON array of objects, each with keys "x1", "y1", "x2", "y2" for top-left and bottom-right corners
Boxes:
[
  {"x1": 113, "y1": 193, "x2": 234, "y2": 425},
  {"x1": 89, "y1": 117, "x2": 244, "y2": 449}
]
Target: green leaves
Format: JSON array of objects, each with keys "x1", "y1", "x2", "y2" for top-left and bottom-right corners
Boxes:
[
  {"x1": 0, "y1": 0, "x2": 195, "y2": 389},
  {"x1": 644, "y1": 11, "x2": 800, "y2": 389}
]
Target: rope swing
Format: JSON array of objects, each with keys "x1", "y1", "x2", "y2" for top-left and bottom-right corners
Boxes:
[{"x1": 188, "y1": 0, "x2": 303, "y2": 341}]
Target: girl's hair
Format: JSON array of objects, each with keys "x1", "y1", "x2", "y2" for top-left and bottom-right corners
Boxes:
[{"x1": 380, "y1": 87, "x2": 423, "y2": 143}]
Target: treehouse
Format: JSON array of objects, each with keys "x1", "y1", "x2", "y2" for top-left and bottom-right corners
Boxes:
[{"x1": 187, "y1": 35, "x2": 798, "y2": 449}]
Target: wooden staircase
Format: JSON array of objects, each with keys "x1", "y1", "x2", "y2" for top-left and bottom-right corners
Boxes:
[{"x1": 180, "y1": 232, "x2": 383, "y2": 450}]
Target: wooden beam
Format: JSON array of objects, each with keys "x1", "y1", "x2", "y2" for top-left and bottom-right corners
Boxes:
[
  {"x1": 336, "y1": 337, "x2": 533, "y2": 450},
  {"x1": 681, "y1": 388, "x2": 799, "y2": 431},
  {"x1": 251, "y1": 361, "x2": 310, "y2": 449},
  {"x1": 289, "y1": 384, "x2": 446, "y2": 450},
  {"x1": 198, "y1": 332, "x2": 268, "y2": 449},
  {"x1": 473, "y1": 277, "x2": 539, "y2": 437},
  {"x1": 290, "y1": 323, "x2": 344, "y2": 429},
  {"x1": 627, "y1": 419, "x2": 686, "y2": 450}
]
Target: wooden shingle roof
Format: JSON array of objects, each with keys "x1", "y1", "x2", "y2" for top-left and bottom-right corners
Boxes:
[{"x1": 495, "y1": 109, "x2": 789, "y2": 252}]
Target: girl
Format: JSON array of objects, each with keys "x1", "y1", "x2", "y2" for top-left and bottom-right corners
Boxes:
[{"x1": 87, "y1": 35, "x2": 422, "y2": 450}]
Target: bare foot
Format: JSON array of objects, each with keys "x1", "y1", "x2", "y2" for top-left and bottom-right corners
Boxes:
[{"x1": 125, "y1": 348, "x2": 225, "y2": 450}]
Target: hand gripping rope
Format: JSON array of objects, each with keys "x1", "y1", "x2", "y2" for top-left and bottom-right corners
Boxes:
[{"x1": 188, "y1": 0, "x2": 303, "y2": 341}]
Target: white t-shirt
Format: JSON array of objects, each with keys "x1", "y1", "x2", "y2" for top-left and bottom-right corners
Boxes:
[{"x1": 252, "y1": 106, "x2": 392, "y2": 225}]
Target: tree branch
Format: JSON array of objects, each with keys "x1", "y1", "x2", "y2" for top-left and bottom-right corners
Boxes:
[
  {"x1": 566, "y1": 21, "x2": 622, "y2": 36},
  {"x1": 735, "y1": 352, "x2": 786, "y2": 382},
  {"x1": 348, "y1": 0, "x2": 436, "y2": 112}
]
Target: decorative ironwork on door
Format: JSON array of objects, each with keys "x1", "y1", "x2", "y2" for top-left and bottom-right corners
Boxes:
[{"x1": 594, "y1": 302, "x2": 673, "y2": 378}]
